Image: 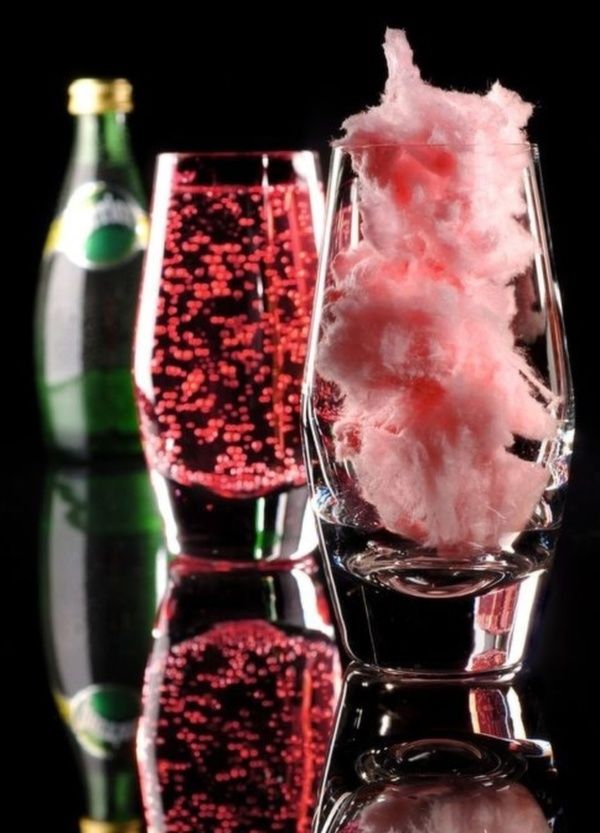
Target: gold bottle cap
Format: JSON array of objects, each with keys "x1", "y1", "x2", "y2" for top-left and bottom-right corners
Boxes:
[
  {"x1": 68, "y1": 78, "x2": 133, "y2": 115},
  {"x1": 80, "y1": 820, "x2": 141, "y2": 833}
]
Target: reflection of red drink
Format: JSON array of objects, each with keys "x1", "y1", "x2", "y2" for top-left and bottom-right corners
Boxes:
[
  {"x1": 475, "y1": 585, "x2": 519, "y2": 635},
  {"x1": 139, "y1": 619, "x2": 339, "y2": 833},
  {"x1": 137, "y1": 177, "x2": 318, "y2": 498}
]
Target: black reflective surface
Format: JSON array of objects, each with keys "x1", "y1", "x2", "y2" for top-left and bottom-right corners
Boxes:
[
  {"x1": 314, "y1": 667, "x2": 567, "y2": 831},
  {"x1": 19, "y1": 442, "x2": 597, "y2": 833}
]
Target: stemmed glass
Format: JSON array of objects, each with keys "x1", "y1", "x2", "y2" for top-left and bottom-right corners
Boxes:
[
  {"x1": 302, "y1": 143, "x2": 573, "y2": 675},
  {"x1": 135, "y1": 151, "x2": 323, "y2": 563}
]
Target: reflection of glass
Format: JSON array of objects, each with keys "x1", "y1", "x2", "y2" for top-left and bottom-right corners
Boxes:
[
  {"x1": 314, "y1": 665, "x2": 566, "y2": 832},
  {"x1": 40, "y1": 464, "x2": 167, "y2": 832},
  {"x1": 331, "y1": 782, "x2": 550, "y2": 833},
  {"x1": 303, "y1": 144, "x2": 574, "y2": 674},
  {"x1": 135, "y1": 152, "x2": 323, "y2": 562},
  {"x1": 137, "y1": 555, "x2": 341, "y2": 832}
]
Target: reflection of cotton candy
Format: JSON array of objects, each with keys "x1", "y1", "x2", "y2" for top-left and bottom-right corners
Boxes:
[
  {"x1": 339, "y1": 782, "x2": 549, "y2": 833},
  {"x1": 317, "y1": 29, "x2": 556, "y2": 550}
]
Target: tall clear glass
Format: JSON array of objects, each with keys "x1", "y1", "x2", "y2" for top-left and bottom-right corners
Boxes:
[
  {"x1": 135, "y1": 151, "x2": 323, "y2": 563},
  {"x1": 302, "y1": 143, "x2": 573, "y2": 675}
]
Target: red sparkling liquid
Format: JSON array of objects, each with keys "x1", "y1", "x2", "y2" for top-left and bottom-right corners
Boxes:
[
  {"x1": 138, "y1": 619, "x2": 339, "y2": 832},
  {"x1": 137, "y1": 181, "x2": 318, "y2": 498}
]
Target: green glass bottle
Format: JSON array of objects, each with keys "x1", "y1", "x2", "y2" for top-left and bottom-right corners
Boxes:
[
  {"x1": 35, "y1": 78, "x2": 148, "y2": 458},
  {"x1": 39, "y1": 463, "x2": 167, "y2": 833}
]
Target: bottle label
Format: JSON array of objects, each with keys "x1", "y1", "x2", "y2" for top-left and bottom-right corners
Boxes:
[
  {"x1": 67, "y1": 684, "x2": 140, "y2": 759},
  {"x1": 46, "y1": 181, "x2": 148, "y2": 269}
]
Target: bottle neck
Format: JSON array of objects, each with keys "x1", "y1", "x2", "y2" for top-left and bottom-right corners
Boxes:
[
  {"x1": 72, "y1": 112, "x2": 135, "y2": 168},
  {"x1": 79, "y1": 752, "x2": 140, "y2": 823},
  {"x1": 80, "y1": 819, "x2": 141, "y2": 833},
  {"x1": 63, "y1": 112, "x2": 145, "y2": 207}
]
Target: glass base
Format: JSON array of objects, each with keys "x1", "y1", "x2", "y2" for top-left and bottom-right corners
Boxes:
[
  {"x1": 317, "y1": 518, "x2": 553, "y2": 674},
  {"x1": 150, "y1": 473, "x2": 317, "y2": 563}
]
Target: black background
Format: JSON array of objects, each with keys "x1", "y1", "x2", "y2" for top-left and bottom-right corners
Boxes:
[{"x1": 8, "y1": 11, "x2": 598, "y2": 832}]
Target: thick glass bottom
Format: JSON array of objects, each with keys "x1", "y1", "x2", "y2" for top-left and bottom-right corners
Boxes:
[
  {"x1": 149, "y1": 474, "x2": 318, "y2": 563},
  {"x1": 317, "y1": 519, "x2": 555, "y2": 674}
]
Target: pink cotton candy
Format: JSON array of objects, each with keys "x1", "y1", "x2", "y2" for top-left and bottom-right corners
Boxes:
[
  {"x1": 340, "y1": 30, "x2": 532, "y2": 148},
  {"x1": 316, "y1": 29, "x2": 556, "y2": 551}
]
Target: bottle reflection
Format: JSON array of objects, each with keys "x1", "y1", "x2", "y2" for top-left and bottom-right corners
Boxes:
[
  {"x1": 138, "y1": 555, "x2": 341, "y2": 832},
  {"x1": 40, "y1": 463, "x2": 167, "y2": 832},
  {"x1": 314, "y1": 666, "x2": 566, "y2": 832}
]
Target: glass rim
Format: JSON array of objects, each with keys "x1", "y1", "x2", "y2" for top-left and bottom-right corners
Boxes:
[
  {"x1": 332, "y1": 141, "x2": 539, "y2": 152},
  {"x1": 155, "y1": 149, "x2": 319, "y2": 161}
]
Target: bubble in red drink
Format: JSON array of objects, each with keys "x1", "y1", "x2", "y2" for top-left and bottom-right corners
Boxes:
[{"x1": 136, "y1": 155, "x2": 321, "y2": 500}]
